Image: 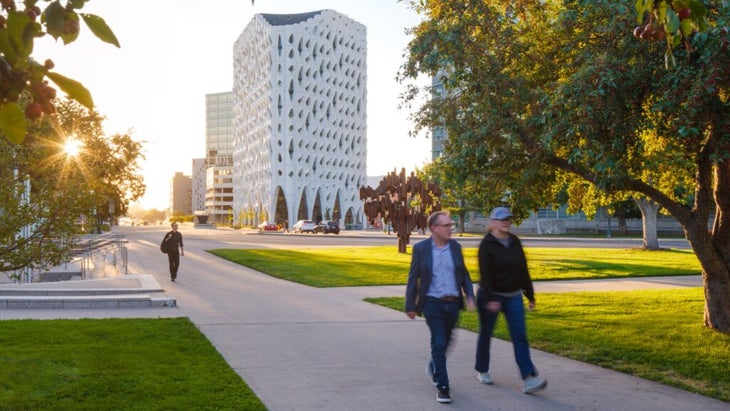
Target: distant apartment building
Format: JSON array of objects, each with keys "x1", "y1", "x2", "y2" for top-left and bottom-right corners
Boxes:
[
  {"x1": 206, "y1": 165, "x2": 234, "y2": 224},
  {"x1": 203, "y1": 91, "x2": 235, "y2": 224},
  {"x1": 169, "y1": 172, "x2": 192, "y2": 215},
  {"x1": 232, "y1": 10, "x2": 367, "y2": 228}
]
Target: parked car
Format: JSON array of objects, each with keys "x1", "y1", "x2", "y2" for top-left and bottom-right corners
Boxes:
[
  {"x1": 293, "y1": 220, "x2": 316, "y2": 233},
  {"x1": 315, "y1": 220, "x2": 340, "y2": 234},
  {"x1": 258, "y1": 221, "x2": 279, "y2": 231}
]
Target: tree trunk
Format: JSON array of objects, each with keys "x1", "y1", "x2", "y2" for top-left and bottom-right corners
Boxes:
[
  {"x1": 459, "y1": 209, "x2": 466, "y2": 237},
  {"x1": 700, "y1": 159, "x2": 730, "y2": 332},
  {"x1": 684, "y1": 221, "x2": 730, "y2": 333},
  {"x1": 615, "y1": 206, "x2": 628, "y2": 235},
  {"x1": 635, "y1": 197, "x2": 659, "y2": 250},
  {"x1": 704, "y1": 272, "x2": 730, "y2": 330}
]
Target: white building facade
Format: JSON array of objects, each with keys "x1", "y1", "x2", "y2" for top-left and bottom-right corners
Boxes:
[
  {"x1": 232, "y1": 10, "x2": 367, "y2": 228},
  {"x1": 191, "y1": 158, "x2": 207, "y2": 213}
]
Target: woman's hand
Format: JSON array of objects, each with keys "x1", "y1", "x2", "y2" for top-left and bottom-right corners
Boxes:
[{"x1": 487, "y1": 301, "x2": 501, "y2": 312}]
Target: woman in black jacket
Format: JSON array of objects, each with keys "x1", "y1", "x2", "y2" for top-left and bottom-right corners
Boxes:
[{"x1": 474, "y1": 207, "x2": 547, "y2": 394}]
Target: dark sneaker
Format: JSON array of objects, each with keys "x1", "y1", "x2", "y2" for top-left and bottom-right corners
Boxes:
[
  {"x1": 523, "y1": 376, "x2": 547, "y2": 394},
  {"x1": 437, "y1": 388, "x2": 451, "y2": 403}
]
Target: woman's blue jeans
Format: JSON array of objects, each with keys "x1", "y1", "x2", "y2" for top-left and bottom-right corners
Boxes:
[
  {"x1": 474, "y1": 287, "x2": 537, "y2": 379},
  {"x1": 423, "y1": 297, "x2": 460, "y2": 390}
]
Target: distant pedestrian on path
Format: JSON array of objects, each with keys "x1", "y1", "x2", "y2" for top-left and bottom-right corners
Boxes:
[
  {"x1": 474, "y1": 207, "x2": 547, "y2": 394},
  {"x1": 163, "y1": 222, "x2": 184, "y2": 281},
  {"x1": 405, "y1": 210, "x2": 475, "y2": 404}
]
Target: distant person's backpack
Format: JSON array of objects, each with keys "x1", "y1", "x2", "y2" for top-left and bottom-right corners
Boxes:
[{"x1": 160, "y1": 233, "x2": 172, "y2": 254}]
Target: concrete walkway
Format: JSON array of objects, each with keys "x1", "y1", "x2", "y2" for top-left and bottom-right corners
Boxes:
[{"x1": 0, "y1": 230, "x2": 725, "y2": 410}]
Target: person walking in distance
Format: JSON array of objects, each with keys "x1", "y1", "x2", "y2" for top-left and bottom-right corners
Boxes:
[
  {"x1": 474, "y1": 207, "x2": 547, "y2": 394},
  {"x1": 164, "y1": 222, "x2": 184, "y2": 281},
  {"x1": 405, "y1": 211, "x2": 476, "y2": 404}
]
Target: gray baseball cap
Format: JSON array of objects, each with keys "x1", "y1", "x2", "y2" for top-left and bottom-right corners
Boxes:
[{"x1": 489, "y1": 207, "x2": 513, "y2": 220}]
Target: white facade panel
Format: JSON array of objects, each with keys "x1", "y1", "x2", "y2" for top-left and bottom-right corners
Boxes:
[
  {"x1": 191, "y1": 158, "x2": 207, "y2": 213},
  {"x1": 233, "y1": 9, "x2": 367, "y2": 228}
]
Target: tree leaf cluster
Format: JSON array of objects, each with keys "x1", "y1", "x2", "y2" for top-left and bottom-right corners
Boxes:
[{"x1": 1, "y1": 0, "x2": 118, "y2": 144}]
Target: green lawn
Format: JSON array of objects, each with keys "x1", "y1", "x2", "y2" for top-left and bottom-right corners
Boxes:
[
  {"x1": 367, "y1": 288, "x2": 730, "y2": 402},
  {"x1": 0, "y1": 317, "x2": 266, "y2": 411},
  {"x1": 208, "y1": 246, "x2": 701, "y2": 287}
]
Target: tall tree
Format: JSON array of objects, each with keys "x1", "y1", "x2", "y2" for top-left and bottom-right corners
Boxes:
[
  {"x1": 0, "y1": 98, "x2": 144, "y2": 275},
  {"x1": 399, "y1": 0, "x2": 730, "y2": 332}
]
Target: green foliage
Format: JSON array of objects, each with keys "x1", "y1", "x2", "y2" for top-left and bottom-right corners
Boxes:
[
  {"x1": 208, "y1": 246, "x2": 700, "y2": 287},
  {"x1": 46, "y1": 71, "x2": 93, "y2": 109},
  {"x1": 0, "y1": 318, "x2": 266, "y2": 410},
  {"x1": 399, "y1": 0, "x2": 730, "y2": 330},
  {"x1": 369, "y1": 287, "x2": 730, "y2": 401},
  {"x1": 1, "y1": 0, "x2": 118, "y2": 143},
  {"x1": 0, "y1": 98, "x2": 145, "y2": 272},
  {"x1": 79, "y1": 13, "x2": 119, "y2": 47},
  {"x1": 0, "y1": 100, "x2": 25, "y2": 143}
]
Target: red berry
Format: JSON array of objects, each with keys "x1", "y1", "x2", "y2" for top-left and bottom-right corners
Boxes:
[
  {"x1": 678, "y1": 8, "x2": 691, "y2": 20},
  {"x1": 633, "y1": 25, "x2": 644, "y2": 38},
  {"x1": 25, "y1": 102, "x2": 43, "y2": 120},
  {"x1": 44, "y1": 59, "x2": 55, "y2": 70}
]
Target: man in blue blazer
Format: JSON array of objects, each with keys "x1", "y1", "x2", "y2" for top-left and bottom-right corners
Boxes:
[{"x1": 406, "y1": 210, "x2": 475, "y2": 404}]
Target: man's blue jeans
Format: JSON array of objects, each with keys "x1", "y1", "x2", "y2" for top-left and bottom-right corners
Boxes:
[
  {"x1": 474, "y1": 288, "x2": 537, "y2": 379},
  {"x1": 423, "y1": 297, "x2": 460, "y2": 390}
]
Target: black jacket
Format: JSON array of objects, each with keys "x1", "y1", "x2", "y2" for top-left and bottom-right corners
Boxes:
[
  {"x1": 478, "y1": 233, "x2": 535, "y2": 303},
  {"x1": 164, "y1": 231, "x2": 184, "y2": 253}
]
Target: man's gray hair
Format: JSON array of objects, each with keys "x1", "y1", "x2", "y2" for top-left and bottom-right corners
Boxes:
[{"x1": 428, "y1": 210, "x2": 450, "y2": 228}]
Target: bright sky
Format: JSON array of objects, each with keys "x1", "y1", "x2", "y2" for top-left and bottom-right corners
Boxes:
[{"x1": 34, "y1": 0, "x2": 432, "y2": 210}]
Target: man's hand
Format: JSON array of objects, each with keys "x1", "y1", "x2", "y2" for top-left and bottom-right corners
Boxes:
[
  {"x1": 406, "y1": 311, "x2": 417, "y2": 319},
  {"x1": 466, "y1": 297, "x2": 476, "y2": 312},
  {"x1": 487, "y1": 301, "x2": 501, "y2": 313}
]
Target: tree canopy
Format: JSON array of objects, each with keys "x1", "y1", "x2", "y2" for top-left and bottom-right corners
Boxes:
[
  {"x1": 0, "y1": 98, "x2": 144, "y2": 275},
  {"x1": 399, "y1": 0, "x2": 730, "y2": 332}
]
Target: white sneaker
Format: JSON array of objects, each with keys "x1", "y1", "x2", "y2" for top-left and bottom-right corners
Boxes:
[
  {"x1": 523, "y1": 376, "x2": 547, "y2": 394},
  {"x1": 477, "y1": 372, "x2": 493, "y2": 384}
]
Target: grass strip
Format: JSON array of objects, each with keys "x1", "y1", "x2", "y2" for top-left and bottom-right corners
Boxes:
[
  {"x1": 0, "y1": 317, "x2": 266, "y2": 411},
  {"x1": 208, "y1": 246, "x2": 700, "y2": 287},
  {"x1": 366, "y1": 288, "x2": 730, "y2": 402}
]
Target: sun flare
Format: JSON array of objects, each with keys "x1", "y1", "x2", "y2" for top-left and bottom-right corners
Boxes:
[{"x1": 64, "y1": 138, "x2": 82, "y2": 157}]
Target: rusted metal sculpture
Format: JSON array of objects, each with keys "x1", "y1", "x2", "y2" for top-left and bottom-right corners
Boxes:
[{"x1": 360, "y1": 168, "x2": 442, "y2": 253}]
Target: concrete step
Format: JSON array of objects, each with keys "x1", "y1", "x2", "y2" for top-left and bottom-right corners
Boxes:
[
  {"x1": 0, "y1": 275, "x2": 175, "y2": 310},
  {"x1": 0, "y1": 288, "x2": 159, "y2": 296},
  {"x1": 0, "y1": 294, "x2": 177, "y2": 309}
]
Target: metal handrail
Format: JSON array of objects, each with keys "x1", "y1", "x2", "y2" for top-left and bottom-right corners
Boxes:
[
  {"x1": 68, "y1": 234, "x2": 128, "y2": 279},
  {"x1": 27, "y1": 233, "x2": 129, "y2": 282}
]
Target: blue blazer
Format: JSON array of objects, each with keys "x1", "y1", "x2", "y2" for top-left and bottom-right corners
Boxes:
[{"x1": 405, "y1": 238, "x2": 475, "y2": 314}]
